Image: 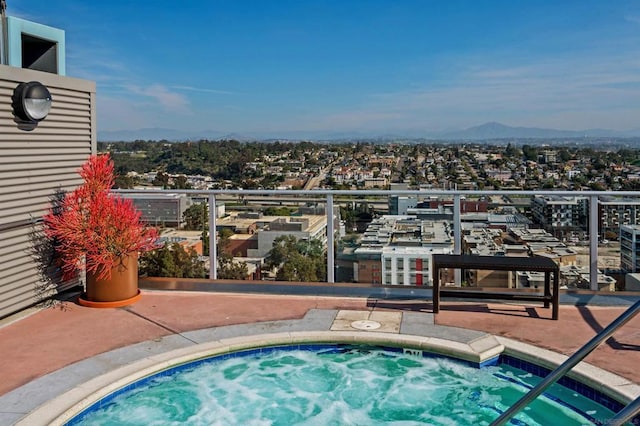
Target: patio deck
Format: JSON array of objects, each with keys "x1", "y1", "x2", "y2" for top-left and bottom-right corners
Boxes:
[{"x1": 0, "y1": 290, "x2": 639, "y2": 424}]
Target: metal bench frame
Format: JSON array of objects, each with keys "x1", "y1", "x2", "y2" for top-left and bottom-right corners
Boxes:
[{"x1": 432, "y1": 254, "x2": 560, "y2": 320}]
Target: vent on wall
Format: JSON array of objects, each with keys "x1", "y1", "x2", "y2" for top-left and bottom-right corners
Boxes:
[
  {"x1": 5, "y1": 16, "x2": 65, "y2": 75},
  {"x1": 21, "y1": 33, "x2": 57, "y2": 73}
]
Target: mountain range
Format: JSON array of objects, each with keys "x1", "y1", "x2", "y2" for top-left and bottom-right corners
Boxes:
[{"x1": 98, "y1": 122, "x2": 640, "y2": 142}]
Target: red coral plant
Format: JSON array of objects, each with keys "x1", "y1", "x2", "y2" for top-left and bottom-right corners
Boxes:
[{"x1": 43, "y1": 154, "x2": 158, "y2": 281}]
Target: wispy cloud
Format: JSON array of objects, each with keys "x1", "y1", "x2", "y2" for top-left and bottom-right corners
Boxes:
[
  {"x1": 125, "y1": 84, "x2": 190, "y2": 113},
  {"x1": 171, "y1": 85, "x2": 233, "y2": 95},
  {"x1": 315, "y1": 49, "x2": 640, "y2": 132},
  {"x1": 625, "y1": 15, "x2": 640, "y2": 25}
]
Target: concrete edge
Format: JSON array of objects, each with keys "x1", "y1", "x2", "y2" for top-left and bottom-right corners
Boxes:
[{"x1": 16, "y1": 330, "x2": 502, "y2": 426}]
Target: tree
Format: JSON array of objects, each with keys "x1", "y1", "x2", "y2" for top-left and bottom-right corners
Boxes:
[
  {"x1": 265, "y1": 235, "x2": 326, "y2": 282},
  {"x1": 217, "y1": 256, "x2": 249, "y2": 279},
  {"x1": 504, "y1": 142, "x2": 519, "y2": 158},
  {"x1": 183, "y1": 203, "x2": 208, "y2": 231},
  {"x1": 113, "y1": 174, "x2": 135, "y2": 189},
  {"x1": 263, "y1": 206, "x2": 294, "y2": 216},
  {"x1": 522, "y1": 145, "x2": 538, "y2": 162},
  {"x1": 140, "y1": 242, "x2": 206, "y2": 278},
  {"x1": 215, "y1": 228, "x2": 249, "y2": 279},
  {"x1": 171, "y1": 175, "x2": 192, "y2": 189},
  {"x1": 152, "y1": 171, "x2": 170, "y2": 187},
  {"x1": 558, "y1": 149, "x2": 572, "y2": 162}
]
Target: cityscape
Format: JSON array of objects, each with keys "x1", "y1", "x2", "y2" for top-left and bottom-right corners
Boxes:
[
  {"x1": 100, "y1": 138, "x2": 640, "y2": 292},
  {"x1": 2, "y1": 1, "x2": 640, "y2": 424}
]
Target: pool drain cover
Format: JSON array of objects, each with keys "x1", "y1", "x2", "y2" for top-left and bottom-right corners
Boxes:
[{"x1": 351, "y1": 320, "x2": 381, "y2": 330}]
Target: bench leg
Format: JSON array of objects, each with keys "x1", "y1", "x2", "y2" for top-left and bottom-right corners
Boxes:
[
  {"x1": 432, "y1": 267, "x2": 440, "y2": 313},
  {"x1": 544, "y1": 272, "x2": 551, "y2": 309},
  {"x1": 552, "y1": 271, "x2": 559, "y2": 320}
]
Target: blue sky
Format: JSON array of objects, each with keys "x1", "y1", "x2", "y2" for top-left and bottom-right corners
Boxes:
[{"x1": 11, "y1": 0, "x2": 640, "y2": 135}]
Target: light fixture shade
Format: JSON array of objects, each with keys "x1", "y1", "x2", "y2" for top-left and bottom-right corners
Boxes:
[{"x1": 12, "y1": 81, "x2": 53, "y2": 122}]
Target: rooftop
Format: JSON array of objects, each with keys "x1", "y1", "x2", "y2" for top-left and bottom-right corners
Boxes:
[{"x1": 0, "y1": 288, "x2": 639, "y2": 424}]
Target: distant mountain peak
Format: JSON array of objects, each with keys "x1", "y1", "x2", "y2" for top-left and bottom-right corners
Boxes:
[
  {"x1": 97, "y1": 122, "x2": 640, "y2": 142},
  {"x1": 437, "y1": 122, "x2": 630, "y2": 140}
]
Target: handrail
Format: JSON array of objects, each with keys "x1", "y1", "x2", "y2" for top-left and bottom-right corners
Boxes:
[
  {"x1": 491, "y1": 299, "x2": 640, "y2": 426},
  {"x1": 608, "y1": 395, "x2": 640, "y2": 426}
]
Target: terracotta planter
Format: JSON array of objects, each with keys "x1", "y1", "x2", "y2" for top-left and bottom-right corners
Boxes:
[{"x1": 79, "y1": 253, "x2": 141, "y2": 308}]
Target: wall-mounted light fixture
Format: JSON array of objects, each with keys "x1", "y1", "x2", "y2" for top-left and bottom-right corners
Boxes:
[{"x1": 12, "y1": 81, "x2": 52, "y2": 123}]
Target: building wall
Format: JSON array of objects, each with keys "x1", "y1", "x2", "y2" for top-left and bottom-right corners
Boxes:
[
  {"x1": 226, "y1": 238, "x2": 257, "y2": 257},
  {"x1": 472, "y1": 269, "x2": 512, "y2": 288},
  {"x1": 599, "y1": 201, "x2": 640, "y2": 238},
  {"x1": 123, "y1": 194, "x2": 190, "y2": 227},
  {"x1": 389, "y1": 196, "x2": 417, "y2": 215},
  {"x1": 0, "y1": 65, "x2": 96, "y2": 318},
  {"x1": 357, "y1": 259, "x2": 382, "y2": 284},
  {"x1": 531, "y1": 196, "x2": 588, "y2": 237}
]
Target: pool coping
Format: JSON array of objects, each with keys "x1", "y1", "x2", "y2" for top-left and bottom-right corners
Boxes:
[{"x1": 4, "y1": 309, "x2": 640, "y2": 425}]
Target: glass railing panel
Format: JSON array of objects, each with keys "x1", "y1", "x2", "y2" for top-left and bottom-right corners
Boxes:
[
  {"x1": 117, "y1": 188, "x2": 640, "y2": 295},
  {"x1": 598, "y1": 194, "x2": 640, "y2": 292},
  {"x1": 212, "y1": 192, "x2": 331, "y2": 282}
]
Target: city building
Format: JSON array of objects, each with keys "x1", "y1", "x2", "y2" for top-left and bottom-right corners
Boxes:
[
  {"x1": 530, "y1": 195, "x2": 589, "y2": 239},
  {"x1": 599, "y1": 197, "x2": 640, "y2": 239},
  {"x1": 388, "y1": 195, "x2": 417, "y2": 215},
  {"x1": 159, "y1": 230, "x2": 204, "y2": 256},
  {"x1": 215, "y1": 213, "x2": 328, "y2": 260},
  {"x1": 381, "y1": 246, "x2": 450, "y2": 286},
  {"x1": 620, "y1": 224, "x2": 640, "y2": 272},
  {"x1": 121, "y1": 193, "x2": 191, "y2": 228},
  {"x1": 354, "y1": 216, "x2": 453, "y2": 286}
]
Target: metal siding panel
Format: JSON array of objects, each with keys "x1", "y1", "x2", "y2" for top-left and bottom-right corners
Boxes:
[
  {"x1": 0, "y1": 186, "x2": 79, "y2": 204},
  {"x1": 0, "y1": 159, "x2": 89, "y2": 170},
  {"x1": 0, "y1": 147, "x2": 92, "y2": 156},
  {"x1": 0, "y1": 134, "x2": 91, "y2": 141},
  {"x1": 0, "y1": 173, "x2": 81, "y2": 188},
  {"x1": 0, "y1": 256, "x2": 33, "y2": 275},
  {"x1": 0, "y1": 168, "x2": 81, "y2": 179},
  {"x1": 0, "y1": 69, "x2": 94, "y2": 318}
]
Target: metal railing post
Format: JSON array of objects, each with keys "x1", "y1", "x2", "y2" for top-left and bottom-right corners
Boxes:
[
  {"x1": 607, "y1": 396, "x2": 640, "y2": 426},
  {"x1": 208, "y1": 194, "x2": 217, "y2": 280},
  {"x1": 590, "y1": 195, "x2": 599, "y2": 291},
  {"x1": 453, "y1": 194, "x2": 462, "y2": 285},
  {"x1": 327, "y1": 194, "x2": 335, "y2": 283}
]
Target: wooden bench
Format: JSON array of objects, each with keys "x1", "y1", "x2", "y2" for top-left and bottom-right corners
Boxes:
[{"x1": 432, "y1": 254, "x2": 560, "y2": 320}]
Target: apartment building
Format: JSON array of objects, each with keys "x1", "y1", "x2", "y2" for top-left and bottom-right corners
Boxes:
[
  {"x1": 121, "y1": 193, "x2": 191, "y2": 228},
  {"x1": 620, "y1": 224, "x2": 640, "y2": 272},
  {"x1": 388, "y1": 195, "x2": 417, "y2": 215},
  {"x1": 599, "y1": 197, "x2": 640, "y2": 239},
  {"x1": 354, "y1": 216, "x2": 453, "y2": 286},
  {"x1": 530, "y1": 195, "x2": 588, "y2": 238}
]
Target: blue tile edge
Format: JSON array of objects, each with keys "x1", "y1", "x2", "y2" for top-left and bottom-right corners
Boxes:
[{"x1": 500, "y1": 354, "x2": 638, "y2": 424}]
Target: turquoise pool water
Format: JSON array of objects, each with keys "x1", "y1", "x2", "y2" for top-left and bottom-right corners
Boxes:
[{"x1": 69, "y1": 345, "x2": 616, "y2": 425}]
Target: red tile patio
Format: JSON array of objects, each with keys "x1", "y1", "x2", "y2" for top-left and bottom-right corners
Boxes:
[{"x1": 0, "y1": 290, "x2": 638, "y2": 399}]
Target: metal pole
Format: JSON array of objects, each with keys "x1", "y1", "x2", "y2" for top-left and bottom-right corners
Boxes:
[
  {"x1": 327, "y1": 194, "x2": 335, "y2": 283},
  {"x1": 607, "y1": 396, "x2": 640, "y2": 426},
  {"x1": 453, "y1": 195, "x2": 461, "y2": 285},
  {"x1": 1, "y1": 0, "x2": 8, "y2": 66},
  {"x1": 453, "y1": 195, "x2": 461, "y2": 255},
  {"x1": 208, "y1": 194, "x2": 217, "y2": 280},
  {"x1": 589, "y1": 195, "x2": 599, "y2": 291},
  {"x1": 491, "y1": 299, "x2": 640, "y2": 426}
]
